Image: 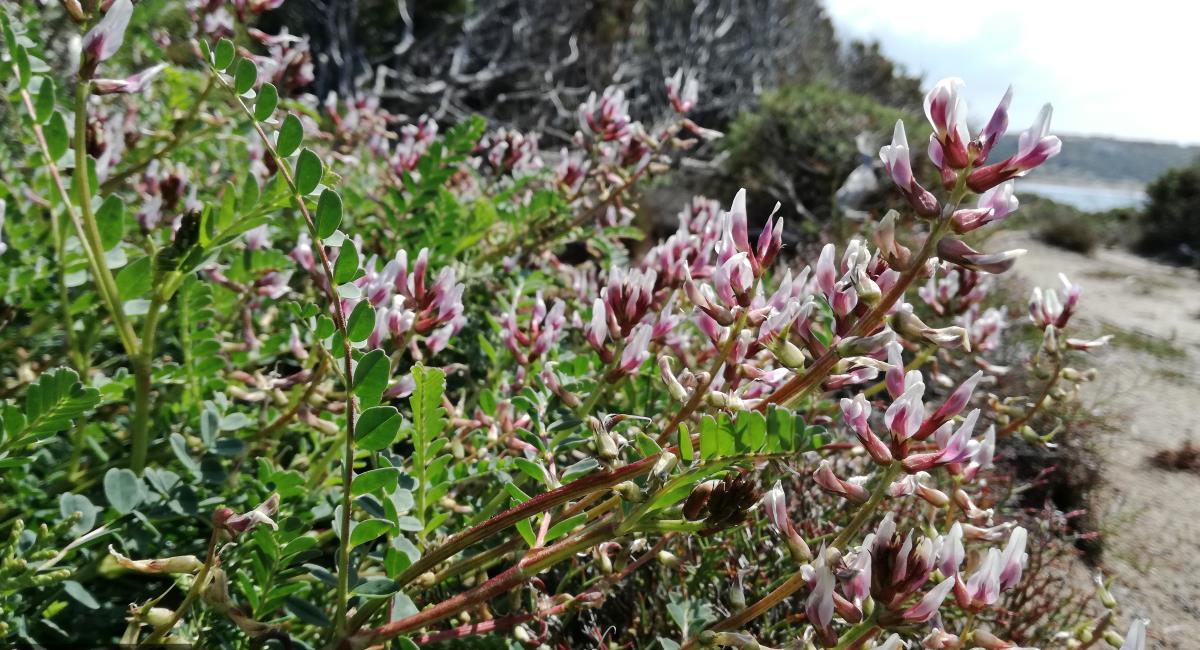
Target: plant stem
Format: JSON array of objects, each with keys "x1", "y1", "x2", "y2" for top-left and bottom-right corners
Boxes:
[
  {"x1": 758, "y1": 187, "x2": 966, "y2": 412},
  {"x1": 654, "y1": 311, "x2": 747, "y2": 445},
  {"x1": 141, "y1": 530, "x2": 219, "y2": 645},
  {"x1": 178, "y1": 280, "x2": 200, "y2": 405},
  {"x1": 129, "y1": 292, "x2": 167, "y2": 474},
  {"x1": 680, "y1": 463, "x2": 902, "y2": 648},
  {"x1": 998, "y1": 354, "x2": 1063, "y2": 437},
  {"x1": 832, "y1": 610, "x2": 880, "y2": 650},
  {"x1": 100, "y1": 76, "x2": 215, "y2": 193},
  {"x1": 70, "y1": 81, "x2": 157, "y2": 473},
  {"x1": 415, "y1": 534, "x2": 671, "y2": 646},
  {"x1": 356, "y1": 519, "x2": 619, "y2": 645},
  {"x1": 18, "y1": 87, "x2": 97, "y2": 476},
  {"x1": 72, "y1": 82, "x2": 141, "y2": 359},
  {"x1": 208, "y1": 67, "x2": 359, "y2": 634}
]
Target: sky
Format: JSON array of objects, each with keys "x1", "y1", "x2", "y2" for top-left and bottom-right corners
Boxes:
[{"x1": 824, "y1": 0, "x2": 1199, "y2": 145}]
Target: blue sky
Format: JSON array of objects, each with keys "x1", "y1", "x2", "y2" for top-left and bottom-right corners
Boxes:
[{"x1": 825, "y1": 0, "x2": 1198, "y2": 145}]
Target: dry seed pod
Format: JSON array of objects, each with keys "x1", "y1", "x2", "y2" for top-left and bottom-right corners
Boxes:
[
  {"x1": 683, "y1": 480, "x2": 717, "y2": 521},
  {"x1": 682, "y1": 474, "x2": 761, "y2": 527}
]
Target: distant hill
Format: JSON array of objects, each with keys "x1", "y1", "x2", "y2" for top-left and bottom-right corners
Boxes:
[{"x1": 989, "y1": 134, "x2": 1200, "y2": 186}]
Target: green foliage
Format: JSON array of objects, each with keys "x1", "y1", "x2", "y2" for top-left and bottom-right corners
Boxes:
[
  {"x1": 409, "y1": 364, "x2": 447, "y2": 542},
  {"x1": 0, "y1": 368, "x2": 100, "y2": 465},
  {"x1": 277, "y1": 114, "x2": 304, "y2": 157},
  {"x1": 1137, "y1": 161, "x2": 1200, "y2": 265},
  {"x1": 0, "y1": 4, "x2": 1101, "y2": 648},
  {"x1": 722, "y1": 82, "x2": 920, "y2": 223}
]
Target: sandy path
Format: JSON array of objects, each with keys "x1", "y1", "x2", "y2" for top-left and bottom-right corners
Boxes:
[{"x1": 993, "y1": 231, "x2": 1200, "y2": 647}]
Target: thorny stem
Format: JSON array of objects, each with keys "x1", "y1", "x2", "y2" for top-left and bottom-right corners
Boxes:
[{"x1": 208, "y1": 65, "x2": 358, "y2": 634}]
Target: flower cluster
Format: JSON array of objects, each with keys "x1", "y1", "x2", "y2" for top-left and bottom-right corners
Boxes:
[
  {"x1": 5, "y1": 1, "x2": 1154, "y2": 644},
  {"x1": 348, "y1": 247, "x2": 467, "y2": 357}
]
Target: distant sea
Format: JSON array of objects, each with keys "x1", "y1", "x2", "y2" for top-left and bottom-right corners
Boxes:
[{"x1": 1018, "y1": 180, "x2": 1147, "y2": 213}]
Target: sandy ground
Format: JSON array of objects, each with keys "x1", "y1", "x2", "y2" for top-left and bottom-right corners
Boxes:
[{"x1": 994, "y1": 231, "x2": 1200, "y2": 647}]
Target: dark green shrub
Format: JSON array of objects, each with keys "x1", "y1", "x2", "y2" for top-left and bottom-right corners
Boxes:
[
  {"x1": 1037, "y1": 212, "x2": 1100, "y2": 254},
  {"x1": 1137, "y1": 162, "x2": 1200, "y2": 265},
  {"x1": 720, "y1": 83, "x2": 922, "y2": 223}
]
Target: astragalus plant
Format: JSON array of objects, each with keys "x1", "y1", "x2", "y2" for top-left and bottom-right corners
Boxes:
[{"x1": 0, "y1": 2, "x2": 1147, "y2": 649}]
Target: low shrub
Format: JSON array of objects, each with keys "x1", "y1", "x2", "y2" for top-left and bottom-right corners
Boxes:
[
  {"x1": 720, "y1": 82, "x2": 921, "y2": 223},
  {"x1": 1038, "y1": 212, "x2": 1101, "y2": 254},
  {"x1": 0, "y1": 5, "x2": 1147, "y2": 649},
  {"x1": 1136, "y1": 161, "x2": 1200, "y2": 265}
]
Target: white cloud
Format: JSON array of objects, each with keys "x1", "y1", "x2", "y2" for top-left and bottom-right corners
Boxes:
[{"x1": 825, "y1": 0, "x2": 1200, "y2": 144}]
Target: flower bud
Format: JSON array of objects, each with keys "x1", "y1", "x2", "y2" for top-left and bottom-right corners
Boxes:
[
  {"x1": 658, "y1": 356, "x2": 690, "y2": 402},
  {"x1": 213, "y1": 494, "x2": 280, "y2": 537},
  {"x1": 79, "y1": 0, "x2": 133, "y2": 79},
  {"x1": 108, "y1": 546, "x2": 204, "y2": 574},
  {"x1": 836, "y1": 331, "x2": 894, "y2": 358},
  {"x1": 650, "y1": 452, "x2": 678, "y2": 485},
  {"x1": 144, "y1": 607, "x2": 175, "y2": 628},
  {"x1": 657, "y1": 550, "x2": 680, "y2": 567},
  {"x1": 766, "y1": 337, "x2": 806, "y2": 370},
  {"x1": 727, "y1": 581, "x2": 746, "y2": 611},
  {"x1": 613, "y1": 481, "x2": 646, "y2": 503},
  {"x1": 683, "y1": 480, "x2": 717, "y2": 520},
  {"x1": 1042, "y1": 324, "x2": 1059, "y2": 354},
  {"x1": 813, "y1": 460, "x2": 869, "y2": 504},
  {"x1": 1094, "y1": 574, "x2": 1117, "y2": 609},
  {"x1": 60, "y1": 0, "x2": 86, "y2": 22},
  {"x1": 589, "y1": 417, "x2": 620, "y2": 462}
]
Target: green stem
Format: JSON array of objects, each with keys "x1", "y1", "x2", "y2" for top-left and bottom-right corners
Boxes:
[
  {"x1": 72, "y1": 82, "x2": 140, "y2": 358},
  {"x1": 130, "y1": 292, "x2": 168, "y2": 474},
  {"x1": 207, "y1": 65, "x2": 358, "y2": 634},
  {"x1": 832, "y1": 610, "x2": 880, "y2": 650},
  {"x1": 100, "y1": 77, "x2": 215, "y2": 193},
  {"x1": 129, "y1": 359, "x2": 153, "y2": 474},
  {"x1": 179, "y1": 281, "x2": 199, "y2": 405},
  {"x1": 634, "y1": 519, "x2": 705, "y2": 534},
  {"x1": 654, "y1": 311, "x2": 748, "y2": 445},
  {"x1": 998, "y1": 354, "x2": 1063, "y2": 437},
  {"x1": 831, "y1": 463, "x2": 902, "y2": 549},
  {"x1": 72, "y1": 81, "x2": 154, "y2": 473},
  {"x1": 141, "y1": 530, "x2": 219, "y2": 645}
]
